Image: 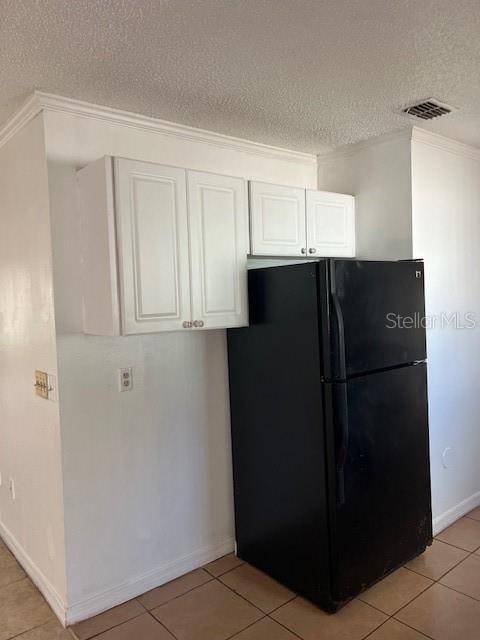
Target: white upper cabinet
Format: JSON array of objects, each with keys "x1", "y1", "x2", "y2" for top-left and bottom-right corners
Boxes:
[
  {"x1": 78, "y1": 157, "x2": 249, "y2": 335},
  {"x1": 306, "y1": 190, "x2": 355, "y2": 258},
  {"x1": 249, "y1": 182, "x2": 307, "y2": 256},
  {"x1": 114, "y1": 158, "x2": 191, "y2": 334},
  {"x1": 249, "y1": 181, "x2": 355, "y2": 258},
  {"x1": 187, "y1": 171, "x2": 248, "y2": 330}
]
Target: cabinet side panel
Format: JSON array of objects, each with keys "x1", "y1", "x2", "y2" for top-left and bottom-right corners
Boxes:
[
  {"x1": 78, "y1": 156, "x2": 120, "y2": 336},
  {"x1": 227, "y1": 263, "x2": 332, "y2": 607}
]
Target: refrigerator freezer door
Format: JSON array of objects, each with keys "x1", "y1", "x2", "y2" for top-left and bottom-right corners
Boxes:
[
  {"x1": 328, "y1": 363, "x2": 432, "y2": 605},
  {"x1": 329, "y1": 260, "x2": 427, "y2": 378}
]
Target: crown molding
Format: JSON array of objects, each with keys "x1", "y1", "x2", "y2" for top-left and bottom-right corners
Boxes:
[
  {"x1": 0, "y1": 91, "x2": 317, "y2": 167},
  {"x1": 411, "y1": 126, "x2": 480, "y2": 162},
  {"x1": 0, "y1": 93, "x2": 44, "y2": 148},
  {"x1": 317, "y1": 127, "x2": 414, "y2": 162},
  {"x1": 317, "y1": 125, "x2": 480, "y2": 164}
]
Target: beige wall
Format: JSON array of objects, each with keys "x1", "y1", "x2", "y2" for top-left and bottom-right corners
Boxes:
[
  {"x1": 318, "y1": 132, "x2": 413, "y2": 260},
  {"x1": 318, "y1": 127, "x2": 480, "y2": 534},
  {"x1": 43, "y1": 108, "x2": 317, "y2": 621},
  {"x1": 412, "y1": 134, "x2": 480, "y2": 530},
  {"x1": 0, "y1": 114, "x2": 67, "y2": 617}
]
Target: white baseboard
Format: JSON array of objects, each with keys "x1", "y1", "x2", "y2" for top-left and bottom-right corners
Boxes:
[
  {"x1": 7, "y1": 492, "x2": 479, "y2": 627},
  {"x1": 65, "y1": 537, "x2": 235, "y2": 625},
  {"x1": 433, "y1": 490, "x2": 480, "y2": 535},
  {"x1": 0, "y1": 520, "x2": 67, "y2": 625}
]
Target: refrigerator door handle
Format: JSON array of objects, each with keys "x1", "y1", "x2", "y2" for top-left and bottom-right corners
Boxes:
[
  {"x1": 336, "y1": 383, "x2": 349, "y2": 505},
  {"x1": 331, "y1": 291, "x2": 347, "y2": 380}
]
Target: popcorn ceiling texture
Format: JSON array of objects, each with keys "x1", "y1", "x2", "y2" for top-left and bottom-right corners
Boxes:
[{"x1": 1, "y1": 0, "x2": 480, "y2": 153}]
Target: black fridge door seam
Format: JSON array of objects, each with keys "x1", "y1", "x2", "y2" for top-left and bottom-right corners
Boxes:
[
  {"x1": 316, "y1": 263, "x2": 343, "y2": 609},
  {"x1": 323, "y1": 359, "x2": 428, "y2": 383},
  {"x1": 329, "y1": 259, "x2": 347, "y2": 381},
  {"x1": 317, "y1": 260, "x2": 332, "y2": 381}
]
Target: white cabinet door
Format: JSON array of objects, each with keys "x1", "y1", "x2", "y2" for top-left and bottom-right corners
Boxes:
[
  {"x1": 187, "y1": 171, "x2": 249, "y2": 329},
  {"x1": 114, "y1": 158, "x2": 191, "y2": 334},
  {"x1": 249, "y1": 182, "x2": 306, "y2": 256},
  {"x1": 306, "y1": 190, "x2": 355, "y2": 257}
]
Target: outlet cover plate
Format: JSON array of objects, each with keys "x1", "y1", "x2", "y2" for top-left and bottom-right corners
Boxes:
[{"x1": 119, "y1": 368, "x2": 133, "y2": 392}]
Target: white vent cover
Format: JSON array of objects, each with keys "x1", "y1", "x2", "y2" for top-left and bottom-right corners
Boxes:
[{"x1": 401, "y1": 98, "x2": 457, "y2": 121}]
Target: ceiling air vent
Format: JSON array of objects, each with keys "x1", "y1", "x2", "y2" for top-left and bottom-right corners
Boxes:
[{"x1": 401, "y1": 99, "x2": 456, "y2": 121}]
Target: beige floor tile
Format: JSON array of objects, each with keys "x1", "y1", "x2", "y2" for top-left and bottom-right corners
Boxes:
[
  {"x1": 465, "y1": 506, "x2": 480, "y2": 521},
  {"x1": 91, "y1": 613, "x2": 174, "y2": 639},
  {"x1": 220, "y1": 564, "x2": 294, "y2": 613},
  {"x1": 271, "y1": 596, "x2": 387, "y2": 640},
  {"x1": 13, "y1": 619, "x2": 72, "y2": 639},
  {"x1": 231, "y1": 617, "x2": 298, "y2": 639},
  {"x1": 366, "y1": 618, "x2": 431, "y2": 639},
  {"x1": 396, "y1": 582, "x2": 480, "y2": 640},
  {"x1": 0, "y1": 542, "x2": 26, "y2": 588},
  {"x1": 405, "y1": 540, "x2": 468, "y2": 580},
  {"x1": 138, "y1": 569, "x2": 212, "y2": 609},
  {"x1": 435, "y1": 517, "x2": 480, "y2": 551},
  {"x1": 0, "y1": 578, "x2": 53, "y2": 640},
  {"x1": 204, "y1": 553, "x2": 244, "y2": 577},
  {"x1": 357, "y1": 568, "x2": 432, "y2": 615},
  {"x1": 440, "y1": 554, "x2": 480, "y2": 600},
  {"x1": 71, "y1": 599, "x2": 144, "y2": 640},
  {"x1": 152, "y1": 579, "x2": 262, "y2": 640}
]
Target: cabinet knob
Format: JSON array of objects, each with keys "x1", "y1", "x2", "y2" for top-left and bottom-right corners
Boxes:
[
  {"x1": 308, "y1": 248, "x2": 317, "y2": 254},
  {"x1": 301, "y1": 248, "x2": 307, "y2": 255},
  {"x1": 183, "y1": 321, "x2": 192, "y2": 328},
  {"x1": 193, "y1": 320, "x2": 205, "y2": 328}
]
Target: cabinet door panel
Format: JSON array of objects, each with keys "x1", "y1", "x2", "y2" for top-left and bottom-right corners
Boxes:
[
  {"x1": 114, "y1": 159, "x2": 191, "y2": 334},
  {"x1": 306, "y1": 190, "x2": 355, "y2": 257},
  {"x1": 188, "y1": 171, "x2": 248, "y2": 329},
  {"x1": 250, "y1": 182, "x2": 306, "y2": 256}
]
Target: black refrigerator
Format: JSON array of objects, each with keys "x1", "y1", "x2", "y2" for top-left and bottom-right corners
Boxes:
[{"x1": 227, "y1": 259, "x2": 432, "y2": 612}]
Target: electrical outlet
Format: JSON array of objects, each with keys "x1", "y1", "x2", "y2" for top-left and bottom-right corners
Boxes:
[
  {"x1": 47, "y1": 525, "x2": 55, "y2": 561},
  {"x1": 9, "y1": 478, "x2": 15, "y2": 501},
  {"x1": 442, "y1": 447, "x2": 453, "y2": 469},
  {"x1": 118, "y1": 368, "x2": 133, "y2": 392},
  {"x1": 47, "y1": 373, "x2": 57, "y2": 402}
]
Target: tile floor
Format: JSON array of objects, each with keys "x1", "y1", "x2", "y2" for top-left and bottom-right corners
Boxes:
[{"x1": 2, "y1": 509, "x2": 480, "y2": 639}]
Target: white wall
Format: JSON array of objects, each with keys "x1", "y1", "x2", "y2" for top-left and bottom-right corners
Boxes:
[
  {"x1": 4, "y1": 98, "x2": 479, "y2": 624},
  {"x1": 43, "y1": 109, "x2": 317, "y2": 620},
  {"x1": 412, "y1": 133, "x2": 480, "y2": 530},
  {"x1": 0, "y1": 114, "x2": 67, "y2": 615},
  {"x1": 318, "y1": 131, "x2": 413, "y2": 260},
  {"x1": 318, "y1": 127, "x2": 480, "y2": 533}
]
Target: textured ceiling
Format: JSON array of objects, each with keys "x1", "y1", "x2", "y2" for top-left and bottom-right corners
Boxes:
[{"x1": 1, "y1": 0, "x2": 480, "y2": 153}]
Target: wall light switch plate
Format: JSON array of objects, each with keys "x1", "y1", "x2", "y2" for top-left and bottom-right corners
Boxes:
[
  {"x1": 119, "y1": 368, "x2": 133, "y2": 392},
  {"x1": 35, "y1": 370, "x2": 49, "y2": 399}
]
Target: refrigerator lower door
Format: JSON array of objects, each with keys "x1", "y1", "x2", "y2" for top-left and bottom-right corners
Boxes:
[
  {"x1": 328, "y1": 363, "x2": 432, "y2": 606},
  {"x1": 328, "y1": 260, "x2": 427, "y2": 379}
]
